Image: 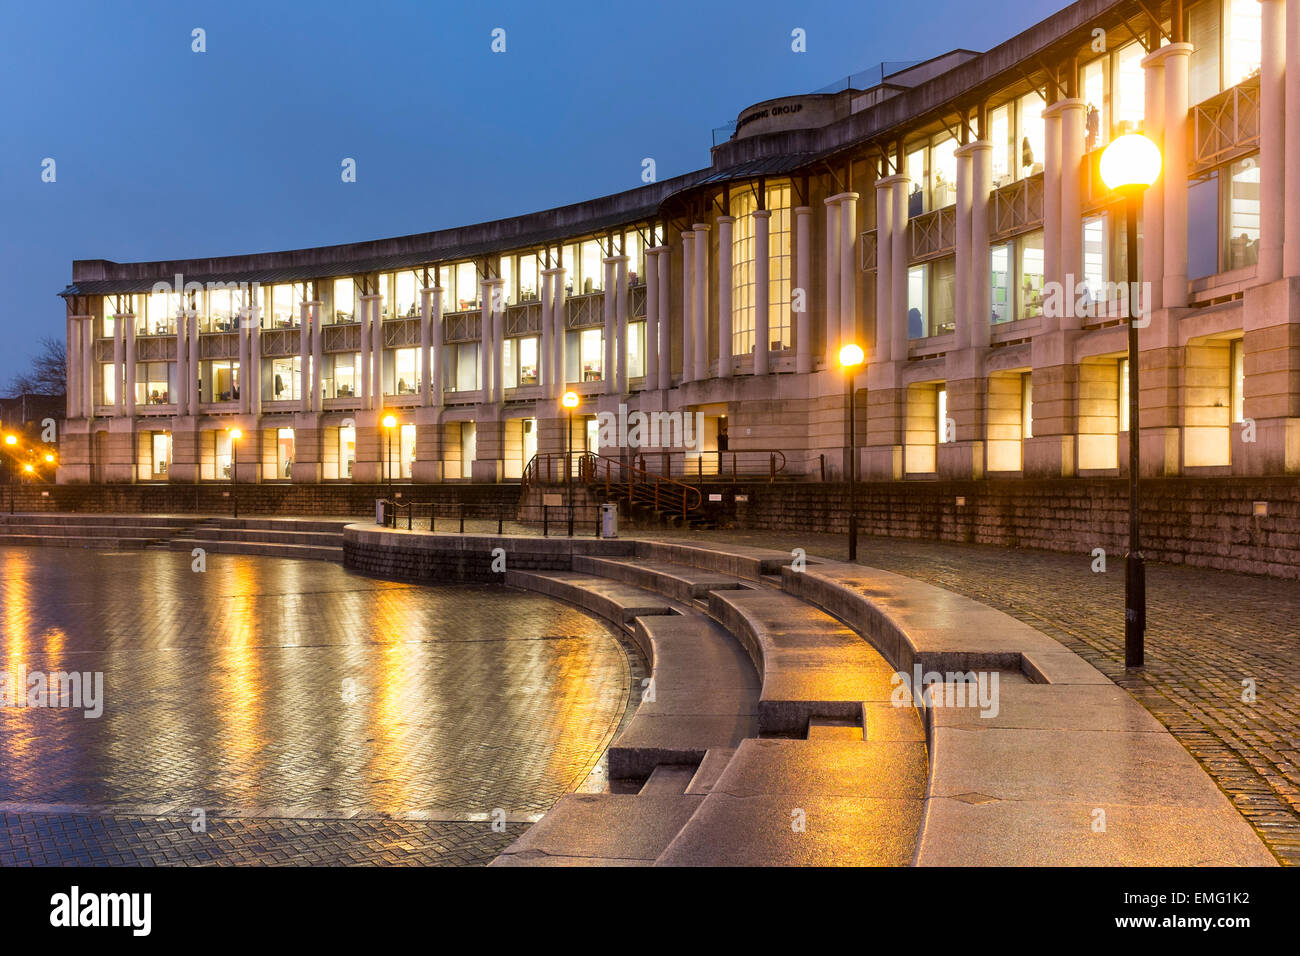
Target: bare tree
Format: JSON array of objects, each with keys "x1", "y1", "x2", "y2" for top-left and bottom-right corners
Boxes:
[{"x1": 7, "y1": 336, "x2": 66, "y2": 396}]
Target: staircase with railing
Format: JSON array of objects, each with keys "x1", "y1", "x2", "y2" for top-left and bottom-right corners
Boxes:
[{"x1": 522, "y1": 451, "x2": 706, "y2": 525}]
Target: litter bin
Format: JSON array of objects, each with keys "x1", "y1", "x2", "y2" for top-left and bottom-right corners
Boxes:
[
  {"x1": 375, "y1": 498, "x2": 386, "y2": 526},
  {"x1": 600, "y1": 502, "x2": 619, "y2": 539}
]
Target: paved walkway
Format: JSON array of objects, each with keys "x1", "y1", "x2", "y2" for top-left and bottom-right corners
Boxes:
[
  {"x1": 651, "y1": 527, "x2": 1300, "y2": 865},
  {"x1": 0, "y1": 547, "x2": 640, "y2": 866}
]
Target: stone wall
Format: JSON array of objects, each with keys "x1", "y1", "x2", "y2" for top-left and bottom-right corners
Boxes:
[
  {"x1": 344, "y1": 527, "x2": 630, "y2": 584},
  {"x1": 729, "y1": 477, "x2": 1300, "y2": 580},
  {"x1": 0, "y1": 482, "x2": 520, "y2": 518}
]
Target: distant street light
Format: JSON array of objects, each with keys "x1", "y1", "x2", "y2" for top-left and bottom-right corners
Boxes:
[
  {"x1": 839, "y1": 344, "x2": 865, "y2": 561},
  {"x1": 1099, "y1": 132, "x2": 1162, "y2": 669},
  {"x1": 561, "y1": 391, "x2": 580, "y2": 537},
  {"x1": 382, "y1": 413, "x2": 398, "y2": 522},
  {"x1": 4, "y1": 434, "x2": 16, "y2": 515},
  {"x1": 229, "y1": 427, "x2": 242, "y2": 519}
]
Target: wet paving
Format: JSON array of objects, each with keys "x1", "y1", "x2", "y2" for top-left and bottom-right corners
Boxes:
[{"x1": 0, "y1": 547, "x2": 636, "y2": 865}]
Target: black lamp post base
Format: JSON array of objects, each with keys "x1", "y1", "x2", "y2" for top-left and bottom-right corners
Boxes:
[{"x1": 1124, "y1": 550, "x2": 1146, "y2": 668}]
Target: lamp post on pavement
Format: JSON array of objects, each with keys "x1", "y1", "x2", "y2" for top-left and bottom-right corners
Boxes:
[
  {"x1": 1099, "y1": 132, "x2": 1162, "y2": 669},
  {"x1": 382, "y1": 414, "x2": 397, "y2": 524},
  {"x1": 229, "y1": 428, "x2": 242, "y2": 519},
  {"x1": 4, "y1": 434, "x2": 16, "y2": 515},
  {"x1": 839, "y1": 344, "x2": 865, "y2": 561},
  {"x1": 561, "y1": 391, "x2": 580, "y2": 537}
]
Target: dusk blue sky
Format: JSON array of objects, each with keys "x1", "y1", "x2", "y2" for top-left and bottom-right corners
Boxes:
[{"x1": 0, "y1": 0, "x2": 1051, "y2": 387}]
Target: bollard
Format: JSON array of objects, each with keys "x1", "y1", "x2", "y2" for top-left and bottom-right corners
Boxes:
[{"x1": 543, "y1": 505, "x2": 549, "y2": 537}]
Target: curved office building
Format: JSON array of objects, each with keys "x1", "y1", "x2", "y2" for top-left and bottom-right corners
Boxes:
[{"x1": 57, "y1": 0, "x2": 1299, "y2": 489}]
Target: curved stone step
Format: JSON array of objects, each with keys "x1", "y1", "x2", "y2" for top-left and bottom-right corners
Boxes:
[
  {"x1": 707, "y1": 587, "x2": 900, "y2": 735},
  {"x1": 572, "y1": 554, "x2": 748, "y2": 603}
]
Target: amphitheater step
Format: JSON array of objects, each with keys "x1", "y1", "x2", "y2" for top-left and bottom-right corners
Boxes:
[{"x1": 653, "y1": 737, "x2": 927, "y2": 866}]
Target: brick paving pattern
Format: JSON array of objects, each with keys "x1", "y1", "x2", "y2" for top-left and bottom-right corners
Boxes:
[
  {"x1": 0, "y1": 547, "x2": 637, "y2": 866},
  {"x1": 657, "y1": 527, "x2": 1300, "y2": 865}
]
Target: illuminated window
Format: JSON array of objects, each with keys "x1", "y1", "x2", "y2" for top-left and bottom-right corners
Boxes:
[
  {"x1": 339, "y1": 425, "x2": 356, "y2": 479},
  {"x1": 1224, "y1": 155, "x2": 1260, "y2": 270},
  {"x1": 907, "y1": 148, "x2": 927, "y2": 215},
  {"x1": 936, "y1": 385, "x2": 949, "y2": 443},
  {"x1": 331, "y1": 278, "x2": 355, "y2": 323},
  {"x1": 1231, "y1": 339, "x2": 1245, "y2": 423},
  {"x1": 394, "y1": 272, "x2": 419, "y2": 318},
  {"x1": 517, "y1": 255, "x2": 539, "y2": 302},
  {"x1": 930, "y1": 136, "x2": 958, "y2": 209},
  {"x1": 580, "y1": 328, "x2": 603, "y2": 381},
  {"x1": 1224, "y1": 0, "x2": 1261, "y2": 87},
  {"x1": 388, "y1": 347, "x2": 419, "y2": 395},
  {"x1": 907, "y1": 265, "x2": 928, "y2": 339},
  {"x1": 268, "y1": 284, "x2": 302, "y2": 329},
  {"x1": 580, "y1": 241, "x2": 604, "y2": 295},
  {"x1": 517, "y1": 336, "x2": 539, "y2": 386},
  {"x1": 990, "y1": 104, "x2": 1013, "y2": 187},
  {"x1": 1118, "y1": 358, "x2": 1131, "y2": 432},
  {"x1": 101, "y1": 363, "x2": 116, "y2": 404},
  {"x1": 991, "y1": 243, "x2": 1012, "y2": 324},
  {"x1": 150, "y1": 432, "x2": 172, "y2": 478},
  {"x1": 268, "y1": 356, "x2": 301, "y2": 401},
  {"x1": 455, "y1": 262, "x2": 478, "y2": 311},
  {"x1": 200, "y1": 360, "x2": 239, "y2": 403},
  {"x1": 1081, "y1": 57, "x2": 1108, "y2": 151},
  {"x1": 1019, "y1": 231, "x2": 1046, "y2": 318},
  {"x1": 145, "y1": 291, "x2": 180, "y2": 336},
  {"x1": 400, "y1": 423, "x2": 416, "y2": 479},
  {"x1": 1018, "y1": 92, "x2": 1046, "y2": 179},
  {"x1": 322, "y1": 353, "x2": 357, "y2": 399},
  {"x1": 276, "y1": 428, "x2": 295, "y2": 480},
  {"x1": 628, "y1": 322, "x2": 645, "y2": 379},
  {"x1": 930, "y1": 258, "x2": 956, "y2": 335},
  {"x1": 1114, "y1": 42, "x2": 1145, "y2": 136},
  {"x1": 1021, "y1": 372, "x2": 1034, "y2": 439},
  {"x1": 730, "y1": 181, "x2": 793, "y2": 358}
]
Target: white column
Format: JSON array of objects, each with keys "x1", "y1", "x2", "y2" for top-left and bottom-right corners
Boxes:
[
  {"x1": 187, "y1": 310, "x2": 198, "y2": 413},
  {"x1": 953, "y1": 144, "x2": 973, "y2": 351},
  {"x1": 1142, "y1": 49, "x2": 1166, "y2": 312},
  {"x1": 603, "y1": 256, "x2": 616, "y2": 393},
  {"x1": 112, "y1": 315, "x2": 124, "y2": 415},
  {"x1": 1258, "y1": 0, "x2": 1286, "y2": 282},
  {"x1": 430, "y1": 287, "x2": 444, "y2": 406},
  {"x1": 656, "y1": 247, "x2": 671, "y2": 390},
  {"x1": 645, "y1": 249, "x2": 660, "y2": 388},
  {"x1": 839, "y1": 193, "x2": 859, "y2": 350},
  {"x1": 890, "y1": 178, "x2": 910, "y2": 361},
  {"x1": 249, "y1": 301, "x2": 261, "y2": 414},
  {"x1": 552, "y1": 267, "x2": 567, "y2": 396},
  {"x1": 969, "y1": 141, "x2": 993, "y2": 350},
  {"x1": 1286, "y1": 0, "x2": 1300, "y2": 277},
  {"x1": 1057, "y1": 98, "x2": 1086, "y2": 329},
  {"x1": 1162, "y1": 43, "x2": 1194, "y2": 308},
  {"x1": 693, "y1": 223, "x2": 709, "y2": 381},
  {"x1": 371, "y1": 294, "x2": 384, "y2": 409},
  {"x1": 491, "y1": 278, "x2": 505, "y2": 404},
  {"x1": 125, "y1": 312, "x2": 137, "y2": 416},
  {"x1": 480, "y1": 280, "x2": 492, "y2": 400},
  {"x1": 874, "y1": 180, "x2": 895, "y2": 363},
  {"x1": 66, "y1": 314, "x2": 80, "y2": 419},
  {"x1": 680, "y1": 230, "x2": 695, "y2": 383},
  {"x1": 299, "y1": 301, "x2": 311, "y2": 413},
  {"x1": 716, "y1": 216, "x2": 734, "y2": 378},
  {"x1": 172, "y1": 310, "x2": 186, "y2": 416},
  {"x1": 1042, "y1": 103, "x2": 1062, "y2": 329},
  {"x1": 84, "y1": 317, "x2": 96, "y2": 417},
  {"x1": 794, "y1": 206, "x2": 813, "y2": 372},
  {"x1": 419, "y1": 287, "x2": 433, "y2": 406},
  {"x1": 359, "y1": 292, "x2": 373, "y2": 410},
  {"x1": 309, "y1": 301, "x2": 322, "y2": 411},
  {"x1": 615, "y1": 254, "x2": 628, "y2": 393},
  {"x1": 540, "y1": 269, "x2": 553, "y2": 394},
  {"x1": 824, "y1": 197, "x2": 841, "y2": 367},
  {"x1": 754, "y1": 209, "x2": 771, "y2": 375}
]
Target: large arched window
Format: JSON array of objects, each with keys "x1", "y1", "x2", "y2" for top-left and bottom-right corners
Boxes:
[{"x1": 730, "y1": 180, "x2": 792, "y2": 359}]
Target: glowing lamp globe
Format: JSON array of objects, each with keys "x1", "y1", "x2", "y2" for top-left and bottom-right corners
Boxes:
[
  {"x1": 561, "y1": 391, "x2": 580, "y2": 410},
  {"x1": 229, "y1": 428, "x2": 242, "y2": 440},
  {"x1": 382, "y1": 414, "x2": 397, "y2": 429},
  {"x1": 1099, "y1": 133, "x2": 1162, "y2": 192},
  {"x1": 839, "y1": 343, "x2": 865, "y2": 368},
  {"x1": 4, "y1": 434, "x2": 16, "y2": 446}
]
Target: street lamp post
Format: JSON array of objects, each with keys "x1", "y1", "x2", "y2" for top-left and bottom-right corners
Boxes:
[
  {"x1": 382, "y1": 414, "x2": 397, "y2": 525},
  {"x1": 561, "y1": 391, "x2": 580, "y2": 537},
  {"x1": 1099, "y1": 132, "x2": 1162, "y2": 669},
  {"x1": 839, "y1": 344, "x2": 865, "y2": 561},
  {"x1": 4, "y1": 434, "x2": 16, "y2": 515},
  {"x1": 229, "y1": 427, "x2": 242, "y2": 519}
]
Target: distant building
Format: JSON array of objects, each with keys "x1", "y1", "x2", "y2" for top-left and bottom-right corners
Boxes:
[{"x1": 56, "y1": 0, "x2": 1297, "y2": 485}]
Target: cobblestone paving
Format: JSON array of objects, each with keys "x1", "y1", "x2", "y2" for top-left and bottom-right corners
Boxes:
[
  {"x1": 657, "y1": 528, "x2": 1300, "y2": 865},
  {"x1": 0, "y1": 547, "x2": 636, "y2": 866}
]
